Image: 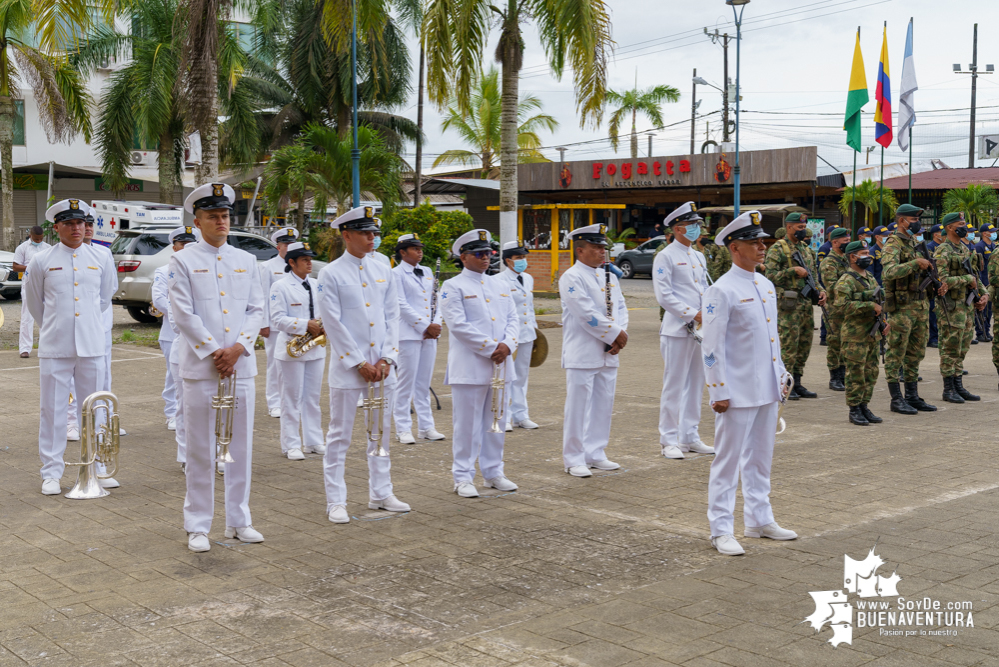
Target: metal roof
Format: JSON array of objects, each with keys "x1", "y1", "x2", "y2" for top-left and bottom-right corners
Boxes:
[
  {"x1": 880, "y1": 167, "x2": 999, "y2": 191},
  {"x1": 419, "y1": 178, "x2": 500, "y2": 194}
]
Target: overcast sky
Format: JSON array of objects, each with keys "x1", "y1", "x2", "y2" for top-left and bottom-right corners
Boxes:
[{"x1": 400, "y1": 0, "x2": 997, "y2": 177}]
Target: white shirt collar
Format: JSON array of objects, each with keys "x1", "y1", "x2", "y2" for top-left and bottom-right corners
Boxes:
[{"x1": 732, "y1": 264, "x2": 758, "y2": 281}]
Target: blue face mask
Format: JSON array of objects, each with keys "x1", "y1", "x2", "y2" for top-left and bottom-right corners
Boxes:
[
  {"x1": 991, "y1": 233, "x2": 997, "y2": 243},
  {"x1": 914, "y1": 235, "x2": 924, "y2": 243},
  {"x1": 30, "y1": 240, "x2": 41, "y2": 246},
  {"x1": 372, "y1": 236, "x2": 382, "y2": 250},
  {"x1": 682, "y1": 223, "x2": 702, "y2": 243},
  {"x1": 968, "y1": 234, "x2": 976, "y2": 244},
  {"x1": 512, "y1": 259, "x2": 528, "y2": 273}
]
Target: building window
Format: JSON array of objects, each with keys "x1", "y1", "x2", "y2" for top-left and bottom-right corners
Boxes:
[
  {"x1": 13, "y1": 100, "x2": 24, "y2": 146},
  {"x1": 231, "y1": 21, "x2": 257, "y2": 54}
]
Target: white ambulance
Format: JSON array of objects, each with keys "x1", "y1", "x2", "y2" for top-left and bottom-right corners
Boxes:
[{"x1": 89, "y1": 200, "x2": 185, "y2": 248}]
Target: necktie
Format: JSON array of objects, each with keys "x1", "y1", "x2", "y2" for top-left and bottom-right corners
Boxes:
[
  {"x1": 517, "y1": 275, "x2": 524, "y2": 286},
  {"x1": 414, "y1": 267, "x2": 423, "y2": 277},
  {"x1": 302, "y1": 280, "x2": 314, "y2": 319}
]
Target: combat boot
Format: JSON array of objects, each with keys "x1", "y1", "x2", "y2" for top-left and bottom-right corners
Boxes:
[
  {"x1": 887, "y1": 383, "x2": 917, "y2": 415},
  {"x1": 860, "y1": 403, "x2": 883, "y2": 423},
  {"x1": 849, "y1": 405, "x2": 869, "y2": 426},
  {"x1": 953, "y1": 375, "x2": 980, "y2": 401},
  {"x1": 793, "y1": 373, "x2": 817, "y2": 398},
  {"x1": 942, "y1": 376, "x2": 965, "y2": 404},
  {"x1": 788, "y1": 386, "x2": 800, "y2": 400},
  {"x1": 829, "y1": 367, "x2": 845, "y2": 391},
  {"x1": 904, "y1": 381, "x2": 937, "y2": 411}
]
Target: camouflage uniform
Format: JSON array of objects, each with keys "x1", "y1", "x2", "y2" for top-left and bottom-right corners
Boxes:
[
  {"x1": 819, "y1": 251, "x2": 849, "y2": 370},
  {"x1": 707, "y1": 244, "x2": 731, "y2": 282},
  {"x1": 881, "y1": 232, "x2": 930, "y2": 382},
  {"x1": 764, "y1": 237, "x2": 821, "y2": 376},
  {"x1": 988, "y1": 252, "x2": 999, "y2": 369},
  {"x1": 934, "y1": 240, "x2": 976, "y2": 377},
  {"x1": 836, "y1": 270, "x2": 881, "y2": 407}
]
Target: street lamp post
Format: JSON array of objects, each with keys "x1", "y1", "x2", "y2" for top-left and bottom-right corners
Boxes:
[
  {"x1": 350, "y1": 0, "x2": 361, "y2": 208},
  {"x1": 726, "y1": 0, "x2": 749, "y2": 217}
]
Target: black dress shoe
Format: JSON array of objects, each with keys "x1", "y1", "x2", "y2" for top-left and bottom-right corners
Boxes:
[
  {"x1": 860, "y1": 403, "x2": 883, "y2": 423},
  {"x1": 971, "y1": 338, "x2": 979, "y2": 345},
  {"x1": 927, "y1": 340, "x2": 938, "y2": 348},
  {"x1": 849, "y1": 405, "x2": 869, "y2": 425}
]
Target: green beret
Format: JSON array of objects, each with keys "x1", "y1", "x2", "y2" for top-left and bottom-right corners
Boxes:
[
  {"x1": 844, "y1": 241, "x2": 865, "y2": 255},
  {"x1": 785, "y1": 212, "x2": 805, "y2": 223},
  {"x1": 896, "y1": 203, "x2": 923, "y2": 217},
  {"x1": 829, "y1": 227, "x2": 850, "y2": 241},
  {"x1": 942, "y1": 212, "x2": 965, "y2": 226}
]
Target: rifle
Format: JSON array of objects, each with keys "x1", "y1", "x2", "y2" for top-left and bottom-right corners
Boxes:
[
  {"x1": 791, "y1": 249, "x2": 830, "y2": 326},
  {"x1": 960, "y1": 256, "x2": 989, "y2": 333},
  {"x1": 868, "y1": 284, "x2": 888, "y2": 365},
  {"x1": 916, "y1": 242, "x2": 952, "y2": 329}
]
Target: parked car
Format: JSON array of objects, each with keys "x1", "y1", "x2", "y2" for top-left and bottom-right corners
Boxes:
[
  {"x1": 614, "y1": 236, "x2": 666, "y2": 279},
  {"x1": 111, "y1": 226, "x2": 326, "y2": 323},
  {"x1": 0, "y1": 250, "x2": 21, "y2": 299}
]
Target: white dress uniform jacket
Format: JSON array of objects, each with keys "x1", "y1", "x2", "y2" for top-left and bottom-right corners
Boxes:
[
  {"x1": 14, "y1": 239, "x2": 50, "y2": 355},
  {"x1": 394, "y1": 261, "x2": 442, "y2": 340},
  {"x1": 270, "y1": 274, "x2": 327, "y2": 363},
  {"x1": 558, "y1": 262, "x2": 628, "y2": 369},
  {"x1": 258, "y1": 254, "x2": 287, "y2": 410},
  {"x1": 23, "y1": 242, "x2": 117, "y2": 358},
  {"x1": 500, "y1": 269, "x2": 537, "y2": 343},
  {"x1": 440, "y1": 269, "x2": 519, "y2": 385},
  {"x1": 153, "y1": 265, "x2": 177, "y2": 344},
  {"x1": 13, "y1": 238, "x2": 50, "y2": 275},
  {"x1": 168, "y1": 239, "x2": 264, "y2": 380},
  {"x1": 258, "y1": 255, "x2": 287, "y2": 330},
  {"x1": 653, "y1": 240, "x2": 708, "y2": 336}
]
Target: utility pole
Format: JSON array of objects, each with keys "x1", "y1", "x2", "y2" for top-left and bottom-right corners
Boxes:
[
  {"x1": 647, "y1": 133, "x2": 654, "y2": 157},
  {"x1": 690, "y1": 68, "x2": 697, "y2": 154},
  {"x1": 954, "y1": 24, "x2": 993, "y2": 168},
  {"x1": 705, "y1": 28, "x2": 732, "y2": 143},
  {"x1": 557, "y1": 147, "x2": 567, "y2": 165}
]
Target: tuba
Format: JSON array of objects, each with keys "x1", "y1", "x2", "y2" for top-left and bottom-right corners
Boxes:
[
  {"x1": 776, "y1": 371, "x2": 794, "y2": 435},
  {"x1": 64, "y1": 391, "x2": 120, "y2": 499},
  {"x1": 287, "y1": 319, "x2": 326, "y2": 358},
  {"x1": 363, "y1": 378, "x2": 389, "y2": 457},
  {"x1": 488, "y1": 362, "x2": 508, "y2": 433},
  {"x1": 213, "y1": 372, "x2": 237, "y2": 474}
]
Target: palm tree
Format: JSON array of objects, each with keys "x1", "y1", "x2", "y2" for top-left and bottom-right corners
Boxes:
[
  {"x1": 943, "y1": 184, "x2": 999, "y2": 228},
  {"x1": 423, "y1": 0, "x2": 612, "y2": 248},
  {"x1": 432, "y1": 67, "x2": 557, "y2": 176},
  {"x1": 0, "y1": 0, "x2": 94, "y2": 251},
  {"x1": 606, "y1": 79, "x2": 679, "y2": 158},
  {"x1": 394, "y1": 0, "x2": 426, "y2": 206},
  {"x1": 838, "y1": 179, "x2": 899, "y2": 230}
]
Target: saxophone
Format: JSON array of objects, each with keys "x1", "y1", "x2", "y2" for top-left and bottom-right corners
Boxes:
[{"x1": 287, "y1": 319, "x2": 327, "y2": 358}]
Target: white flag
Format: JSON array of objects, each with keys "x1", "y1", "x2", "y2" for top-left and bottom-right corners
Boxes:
[
  {"x1": 897, "y1": 18, "x2": 918, "y2": 152},
  {"x1": 187, "y1": 131, "x2": 202, "y2": 165}
]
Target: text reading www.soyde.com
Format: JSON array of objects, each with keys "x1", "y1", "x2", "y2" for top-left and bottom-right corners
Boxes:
[{"x1": 857, "y1": 597, "x2": 974, "y2": 630}]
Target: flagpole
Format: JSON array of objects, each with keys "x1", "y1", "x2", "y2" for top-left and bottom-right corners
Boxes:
[
  {"x1": 879, "y1": 146, "x2": 884, "y2": 227},
  {"x1": 851, "y1": 152, "x2": 857, "y2": 235},
  {"x1": 908, "y1": 129, "x2": 913, "y2": 204}
]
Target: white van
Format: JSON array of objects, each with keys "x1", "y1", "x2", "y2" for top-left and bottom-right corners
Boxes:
[{"x1": 89, "y1": 200, "x2": 185, "y2": 248}]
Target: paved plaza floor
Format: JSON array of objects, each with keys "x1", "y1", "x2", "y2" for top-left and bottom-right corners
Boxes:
[{"x1": 0, "y1": 299, "x2": 997, "y2": 666}]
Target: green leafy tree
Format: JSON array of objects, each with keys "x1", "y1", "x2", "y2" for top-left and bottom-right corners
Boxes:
[
  {"x1": 606, "y1": 81, "x2": 679, "y2": 159},
  {"x1": 379, "y1": 200, "x2": 473, "y2": 264},
  {"x1": 838, "y1": 179, "x2": 899, "y2": 230},
  {"x1": 943, "y1": 184, "x2": 999, "y2": 228},
  {"x1": 432, "y1": 67, "x2": 557, "y2": 176}
]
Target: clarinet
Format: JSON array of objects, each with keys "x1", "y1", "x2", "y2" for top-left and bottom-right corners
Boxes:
[
  {"x1": 604, "y1": 261, "x2": 613, "y2": 352},
  {"x1": 429, "y1": 257, "x2": 442, "y2": 321}
]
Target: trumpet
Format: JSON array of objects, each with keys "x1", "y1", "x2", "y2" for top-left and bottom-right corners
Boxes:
[
  {"x1": 685, "y1": 319, "x2": 703, "y2": 345},
  {"x1": 488, "y1": 361, "x2": 508, "y2": 433},
  {"x1": 776, "y1": 371, "x2": 794, "y2": 435},
  {"x1": 363, "y1": 379, "x2": 389, "y2": 457},
  {"x1": 212, "y1": 371, "x2": 237, "y2": 473},
  {"x1": 287, "y1": 319, "x2": 326, "y2": 358},
  {"x1": 65, "y1": 391, "x2": 120, "y2": 499}
]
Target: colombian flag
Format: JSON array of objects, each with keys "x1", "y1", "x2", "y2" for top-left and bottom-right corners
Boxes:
[
  {"x1": 844, "y1": 30, "x2": 869, "y2": 152},
  {"x1": 874, "y1": 26, "x2": 893, "y2": 148}
]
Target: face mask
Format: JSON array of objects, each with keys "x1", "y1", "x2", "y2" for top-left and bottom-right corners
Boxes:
[
  {"x1": 914, "y1": 235, "x2": 924, "y2": 243},
  {"x1": 907, "y1": 220, "x2": 922, "y2": 235},
  {"x1": 793, "y1": 229, "x2": 807, "y2": 241},
  {"x1": 991, "y1": 233, "x2": 997, "y2": 242},
  {"x1": 856, "y1": 256, "x2": 873, "y2": 270},
  {"x1": 512, "y1": 259, "x2": 528, "y2": 273},
  {"x1": 372, "y1": 236, "x2": 382, "y2": 250},
  {"x1": 954, "y1": 226, "x2": 968, "y2": 239},
  {"x1": 968, "y1": 234, "x2": 976, "y2": 244},
  {"x1": 682, "y1": 223, "x2": 702, "y2": 243},
  {"x1": 30, "y1": 240, "x2": 41, "y2": 246},
  {"x1": 859, "y1": 236, "x2": 869, "y2": 246}
]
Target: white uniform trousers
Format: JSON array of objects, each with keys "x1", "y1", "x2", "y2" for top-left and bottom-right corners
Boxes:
[
  {"x1": 658, "y1": 335, "x2": 704, "y2": 447},
  {"x1": 707, "y1": 402, "x2": 778, "y2": 537},
  {"x1": 263, "y1": 334, "x2": 282, "y2": 411},
  {"x1": 450, "y1": 384, "x2": 506, "y2": 483},
  {"x1": 39, "y1": 356, "x2": 104, "y2": 479},
  {"x1": 323, "y1": 387, "x2": 394, "y2": 508},
  {"x1": 279, "y1": 358, "x2": 324, "y2": 453},
  {"x1": 18, "y1": 301, "x2": 34, "y2": 355},
  {"x1": 103, "y1": 329, "x2": 113, "y2": 392},
  {"x1": 393, "y1": 339, "x2": 437, "y2": 434},
  {"x1": 506, "y1": 341, "x2": 533, "y2": 427},
  {"x1": 160, "y1": 340, "x2": 177, "y2": 420},
  {"x1": 562, "y1": 367, "x2": 617, "y2": 468},
  {"x1": 170, "y1": 361, "x2": 186, "y2": 463},
  {"x1": 182, "y1": 377, "x2": 255, "y2": 534}
]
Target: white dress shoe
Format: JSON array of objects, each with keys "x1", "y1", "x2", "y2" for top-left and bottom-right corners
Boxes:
[
  {"x1": 516, "y1": 419, "x2": 539, "y2": 429},
  {"x1": 565, "y1": 465, "x2": 592, "y2": 477},
  {"x1": 268, "y1": 408, "x2": 281, "y2": 418},
  {"x1": 99, "y1": 477, "x2": 120, "y2": 488},
  {"x1": 419, "y1": 428, "x2": 446, "y2": 441},
  {"x1": 744, "y1": 522, "x2": 798, "y2": 540},
  {"x1": 505, "y1": 423, "x2": 513, "y2": 432},
  {"x1": 588, "y1": 459, "x2": 620, "y2": 471},
  {"x1": 369, "y1": 495, "x2": 411, "y2": 512},
  {"x1": 454, "y1": 482, "x2": 480, "y2": 497},
  {"x1": 328, "y1": 505, "x2": 350, "y2": 523},
  {"x1": 119, "y1": 428, "x2": 127, "y2": 436},
  {"x1": 180, "y1": 462, "x2": 186, "y2": 473},
  {"x1": 41, "y1": 479, "x2": 61, "y2": 495},
  {"x1": 188, "y1": 533, "x2": 210, "y2": 552},
  {"x1": 216, "y1": 461, "x2": 225, "y2": 475},
  {"x1": 167, "y1": 418, "x2": 176, "y2": 431},
  {"x1": 225, "y1": 525, "x2": 264, "y2": 542},
  {"x1": 304, "y1": 443, "x2": 326, "y2": 454},
  {"x1": 398, "y1": 431, "x2": 415, "y2": 445},
  {"x1": 484, "y1": 476, "x2": 518, "y2": 491},
  {"x1": 711, "y1": 534, "x2": 745, "y2": 556},
  {"x1": 67, "y1": 428, "x2": 80, "y2": 442},
  {"x1": 286, "y1": 448, "x2": 305, "y2": 461},
  {"x1": 683, "y1": 439, "x2": 715, "y2": 454},
  {"x1": 661, "y1": 444, "x2": 685, "y2": 459}
]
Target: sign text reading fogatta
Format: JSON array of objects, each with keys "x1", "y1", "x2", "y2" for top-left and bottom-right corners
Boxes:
[{"x1": 856, "y1": 597, "x2": 974, "y2": 629}]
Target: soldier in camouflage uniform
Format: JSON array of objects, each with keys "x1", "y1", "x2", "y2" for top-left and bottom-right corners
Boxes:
[
  {"x1": 881, "y1": 203, "x2": 937, "y2": 414},
  {"x1": 934, "y1": 212, "x2": 990, "y2": 403},
  {"x1": 764, "y1": 212, "x2": 826, "y2": 399},
  {"x1": 835, "y1": 241, "x2": 886, "y2": 426},
  {"x1": 820, "y1": 227, "x2": 850, "y2": 391},
  {"x1": 707, "y1": 242, "x2": 731, "y2": 282},
  {"x1": 987, "y1": 230, "x2": 999, "y2": 387},
  {"x1": 774, "y1": 227, "x2": 786, "y2": 241}
]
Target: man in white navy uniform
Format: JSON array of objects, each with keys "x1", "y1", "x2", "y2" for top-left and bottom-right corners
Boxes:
[
  {"x1": 500, "y1": 240, "x2": 539, "y2": 431},
  {"x1": 654, "y1": 202, "x2": 715, "y2": 459},
  {"x1": 440, "y1": 229, "x2": 520, "y2": 497},
  {"x1": 169, "y1": 183, "x2": 265, "y2": 552},
  {"x1": 259, "y1": 226, "x2": 300, "y2": 418},
  {"x1": 702, "y1": 210, "x2": 798, "y2": 556},
  {"x1": 271, "y1": 241, "x2": 327, "y2": 460},
  {"x1": 317, "y1": 206, "x2": 411, "y2": 524},
  {"x1": 152, "y1": 227, "x2": 200, "y2": 469},
  {"x1": 392, "y1": 233, "x2": 445, "y2": 444},
  {"x1": 559, "y1": 224, "x2": 628, "y2": 477},
  {"x1": 13, "y1": 226, "x2": 50, "y2": 357},
  {"x1": 23, "y1": 199, "x2": 117, "y2": 496}
]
